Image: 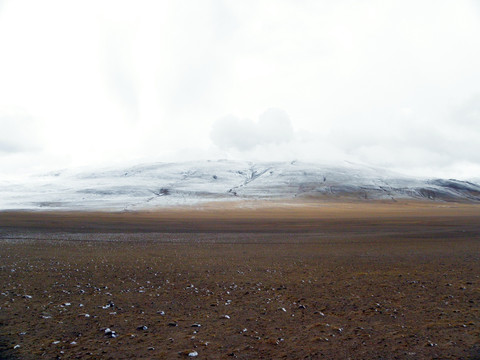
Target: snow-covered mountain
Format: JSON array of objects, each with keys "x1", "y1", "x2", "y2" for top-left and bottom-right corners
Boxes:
[{"x1": 1, "y1": 160, "x2": 480, "y2": 210}]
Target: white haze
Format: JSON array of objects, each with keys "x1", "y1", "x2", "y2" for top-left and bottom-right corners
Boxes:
[{"x1": 1, "y1": 1, "x2": 480, "y2": 179}]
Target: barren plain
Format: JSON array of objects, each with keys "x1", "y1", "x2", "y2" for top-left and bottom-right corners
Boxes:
[{"x1": 0, "y1": 201, "x2": 479, "y2": 359}]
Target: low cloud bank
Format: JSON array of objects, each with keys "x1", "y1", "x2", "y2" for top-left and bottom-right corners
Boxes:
[
  {"x1": 207, "y1": 99, "x2": 480, "y2": 180},
  {"x1": 0, "y1": 112, "x2": 40, "y2": 154},
  {"x1": 210, "y1": 108, "x2": 293, "y2": 151}
]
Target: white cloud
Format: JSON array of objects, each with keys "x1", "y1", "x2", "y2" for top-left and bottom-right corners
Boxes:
[
  {"x1": 0, "y1": 1, "x2": 480, "y2": 178},
  {"x1": 211, "y1": 108, "x2": 293, "y2": 151},
  {"x1": 0, "y1": 110, "x2": 40, "y2": 153}
]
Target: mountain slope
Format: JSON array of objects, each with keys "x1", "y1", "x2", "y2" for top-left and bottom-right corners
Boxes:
[{"x1": 1, "y1": 160, "x2": 479, "y2": 210}]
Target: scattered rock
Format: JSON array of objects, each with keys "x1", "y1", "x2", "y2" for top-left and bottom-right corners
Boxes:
[
  {"x1": 137, "y1": 325, "x2": 148, "y2": 331},
  {"x1": 168, "y1": 322, "x2": 178, "y2": 327},
  {"x1": 179, "y1": 350, "x2": 199, "y2": 357},
  {"x1": 104, "y1": 328, "x2": 117, "y2": 338},
  {"x1": 102, "y1": 301, "x2": 115, "y2": 309}
]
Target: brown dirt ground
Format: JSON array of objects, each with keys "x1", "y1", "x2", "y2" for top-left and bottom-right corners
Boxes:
[{"x1": 0, "y1": 201, "x2": 479, "y2": 359}]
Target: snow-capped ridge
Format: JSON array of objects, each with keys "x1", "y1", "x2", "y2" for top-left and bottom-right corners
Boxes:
[{"x1": 0, "y1": 160, "x2": 479, "y2": 210}]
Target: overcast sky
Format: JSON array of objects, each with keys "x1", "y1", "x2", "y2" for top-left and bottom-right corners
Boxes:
[{"x1": 1, "y1": 0, "x2": 480, "y2": 178}]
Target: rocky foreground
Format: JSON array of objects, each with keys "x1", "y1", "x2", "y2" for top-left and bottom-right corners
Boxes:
[{"x1": 1, "y1": 203, "x2": 479, "y2": 359}]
